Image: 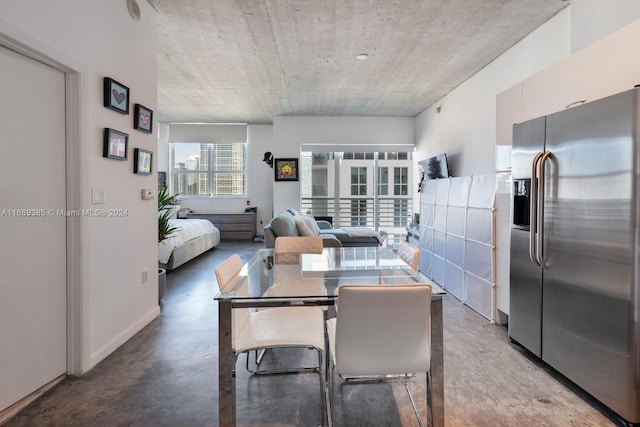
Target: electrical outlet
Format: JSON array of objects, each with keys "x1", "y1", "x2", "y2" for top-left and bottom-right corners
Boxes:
[{"x1": 142, "y1": 269, "x2": 148, "y2": 284}]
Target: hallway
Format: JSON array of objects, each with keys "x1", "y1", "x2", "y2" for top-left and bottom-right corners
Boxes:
[{"x1": 4, "y1": 242, "x2": 621, "y2": 426}]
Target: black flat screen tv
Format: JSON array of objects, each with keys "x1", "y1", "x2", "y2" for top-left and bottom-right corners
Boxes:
[{"x1": 425, "y1": 153, "x2": 449, "y2": 179}]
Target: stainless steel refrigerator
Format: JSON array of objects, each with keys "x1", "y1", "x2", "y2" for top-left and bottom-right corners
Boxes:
[{"x1": 509, "y1": 87, "x2": 640, "y2": 423}]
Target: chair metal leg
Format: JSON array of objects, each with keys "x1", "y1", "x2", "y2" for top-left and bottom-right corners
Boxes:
[
  {"x1": 404, "y1": 374, "x2": 424, "y2": 427},
  {"x1": 329, "y1": 361, "x2": 336, "y2": 427},
  {"x1": 317, "y1": 348, "x2": 326, "y2": 426},
  {"x1": 426, "y1": 370, "x2": 434, "y2": 427}
]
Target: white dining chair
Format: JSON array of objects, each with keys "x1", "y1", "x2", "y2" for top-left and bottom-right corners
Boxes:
[
  {"x1": 257, "y1": 236, "x2": 329, "y2": 371},
  {"x1": 326, "y1": 284, "x2": 433, "y2": 427},
  {"x1": 214, "y1": 254, "x2": 325, "y2": 378},
  {"x1": 397, "y1": 240, "x2": 420, "y2": 270}
]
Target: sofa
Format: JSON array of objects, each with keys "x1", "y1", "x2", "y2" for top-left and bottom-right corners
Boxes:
[{"x1": 264, "y1": 209, "x2": 382, "y2": 248}]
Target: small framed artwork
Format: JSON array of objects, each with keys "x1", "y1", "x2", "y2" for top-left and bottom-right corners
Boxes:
[
  {"x1": 103, "y1": 128, "x2": 129, "y2": 160},
  {"x1": 274, "y1": 158, "x2": 299, "y2": 181},
  {"x1": 103, "y1": 77, "x2": 130, "y2": 114},
  {"x1": 134, "y1": 148, "x2": 153, "y2": 175},
  {"x1": 134, "y1": 103, "x2": 153, "y2": 134}
]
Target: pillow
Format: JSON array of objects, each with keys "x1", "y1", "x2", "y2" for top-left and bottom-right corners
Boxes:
[
  {"x1": 270, "y1": 213, "x2": 299, "y2": 237},
  {"x1": 293, "y1": 215, "x2": 316, "y2": 236},
  {"x1": 294, "y1": 215, "x2": 320, "y2": 236},
  {"x1": 299, "y1": 214, "x2": 321, "y2": 235}
]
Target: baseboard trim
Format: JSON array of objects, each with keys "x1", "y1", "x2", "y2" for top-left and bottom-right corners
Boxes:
[{"x1": 89, "y1": 306, "x2": 160, "y2": 369}]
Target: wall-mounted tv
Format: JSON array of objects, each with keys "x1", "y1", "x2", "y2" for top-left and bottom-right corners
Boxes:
[{"x1": 424, "y1": 153, "x2": 450, "y2": 179}]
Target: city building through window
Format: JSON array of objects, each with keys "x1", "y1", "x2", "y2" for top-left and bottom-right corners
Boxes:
[{"x1": 170, "y1": 142, "x2": 247, "y2": 197}]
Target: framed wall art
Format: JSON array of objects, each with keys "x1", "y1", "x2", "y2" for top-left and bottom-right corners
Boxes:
[
  {"x1": 103, "y1": 128, "x2": 129, "y2": 160},
  {"x1": 274, "y1": 158, "x2": 299, "y2": 181},
  {"x1": 134, "y1": 103, "x2": 153, "y2": 133},
  {"x1": 134, "y1": 148, "x2": 153, "y2": 175},
  {"x1": 103, "y1": 77, "x2": 130, "y2": 114}
]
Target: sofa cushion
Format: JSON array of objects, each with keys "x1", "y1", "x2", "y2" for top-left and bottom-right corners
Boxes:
[
  {"x1": 300, "y1": 214, "x2": 321, "y2": 235},
  {"x1": 293, "y1": 215, "x2": 318, "y2": 236},
  {"x1": 270, "y1": 213, "x2": 299, "y2": 237}
]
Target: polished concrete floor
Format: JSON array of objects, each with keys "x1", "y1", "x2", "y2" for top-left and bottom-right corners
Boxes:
[{"x1": 3, "y1": 242, "x2": 626, "y2": 426}]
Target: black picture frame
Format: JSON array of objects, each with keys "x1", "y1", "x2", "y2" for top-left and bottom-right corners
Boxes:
[
  {"x1": 274, "y1": 158, "x2": 299, "y2": 181},
  {"x1": 103, "y1": 77, "x2": 130, "y2": 114},
  {"x1": 103, "y1": 128, "x2": 129, "y2": 160},
  {"x1": 133, "y1": 103, "x2": 153, "y2": 133},
  {"x1": 134, "y1": 148, "x2": 153, "y2": 175}
]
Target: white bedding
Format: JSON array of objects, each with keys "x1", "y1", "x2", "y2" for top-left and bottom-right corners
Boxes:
[{"x1": 159, "y1": 219, "x2": 219, "y2": 264}]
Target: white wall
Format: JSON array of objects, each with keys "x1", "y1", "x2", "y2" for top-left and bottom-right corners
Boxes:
[
  {"x1": 0, "y1": 0, "x2": 159, "y2": 373},
  {"x1": 247, "y1": 125, "x2": 274, "y2": 233},
  {"x1": 157, "y1": 123, "x2": 170, "y2": 173},
  {"x1": 570, "y1": 0, "x2": 640, "y2": 52},
  {"x1": 272, "y1": 116, "x2": 415, "y2": 213},
  {"x1": 415, "y1": 9, "x2": 570, "y2": 178}
]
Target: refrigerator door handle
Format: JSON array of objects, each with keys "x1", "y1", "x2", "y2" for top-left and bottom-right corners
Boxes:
[
  {"x1": 529, "y1": 151, "x2": 545, "y2": 266},
  {"x1": 537, "y1": 151, "x2": 553, "y2": 268}
]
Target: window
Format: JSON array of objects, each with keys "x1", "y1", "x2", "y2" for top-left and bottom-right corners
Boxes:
[
  {"x1": 377, "y1": 167, "x2": 388, "y2": 195},
  {"x1": 351, "y1": 200, "x2": 368, "y2": 226},
  {"x1": 394, "y1": 167, "x2": 408, "y2": 196},
  {"x1": 344, "y1": 152, "x2": 374, "y2": 160},
  {"x1": 381, "y1": 152, "x2": 410, "y2": 160},
  {"x1": 171, "y1": 142, "x2": 246, "y2": 196},
  {"x1": 301, "y1": 149, "x2": 413, "y2": 248},
  {"x1": 394, "y1": 199, "x2": 408, "y2": 227},
  {"x1": 351, "y1": 167, "x2": 367, "y2": 196}
]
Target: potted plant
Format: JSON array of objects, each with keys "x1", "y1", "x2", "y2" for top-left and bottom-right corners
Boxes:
[
  {"x1": 158, "y1": 186, "x2": 179, "y2": 301},
  {"x1": 158, "y1": 186, "x2": 179, "y2": 243}
]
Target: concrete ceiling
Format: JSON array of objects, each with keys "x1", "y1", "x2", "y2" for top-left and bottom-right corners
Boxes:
[{"x1": 152, "y1": 0, "x2": 568, "y2": 124}]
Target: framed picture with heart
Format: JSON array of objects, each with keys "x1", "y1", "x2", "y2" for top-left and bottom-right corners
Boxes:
[
  {"x1": 103, "y1": 77, "x2": 130, "y2": 114},
  {"x1": 134, "y1": 103, "x2": 153, "y2": 134}
]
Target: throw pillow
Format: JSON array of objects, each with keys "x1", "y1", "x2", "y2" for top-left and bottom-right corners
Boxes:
[
  {"x1": 293, "y1": 215, "x2": 315, "y2": 236},
  {"x1": 300, "y1": 214, "x2": 321, "y2": 235}
]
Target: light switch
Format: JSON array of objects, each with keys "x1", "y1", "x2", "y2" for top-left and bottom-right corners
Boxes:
[{"x1": 92, "y1": 188, "x2": 105, "y2": 205}]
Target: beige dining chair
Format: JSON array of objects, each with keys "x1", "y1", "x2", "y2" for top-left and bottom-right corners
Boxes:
[
  {"x1": 275, "y1": 235, "x2": 323, "y2": 254},
  {"x1": 270, "y1": 236, "x2": 328, "y2": 311},
  {"x1": 397, "y1": 240, "x2": 420, "y2": 270},
  {"x1": 214, "y1": 254, "x2": 325, "y2": 379},
  {"x1": 271, "y1": 236, "x2": 326, "y2": 296},
  {"x1": 326, "y1": 284, "x2": 433, "y2": 427}
]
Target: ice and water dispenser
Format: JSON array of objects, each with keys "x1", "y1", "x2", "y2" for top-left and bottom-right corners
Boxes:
[{"x1": 512, "y1": 179, "x2": 530, "y2": 230}]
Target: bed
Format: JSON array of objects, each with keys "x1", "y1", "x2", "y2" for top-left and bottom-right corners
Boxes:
[{"x1": 159, "y1": 219, "x2": 221, "y2": 271}]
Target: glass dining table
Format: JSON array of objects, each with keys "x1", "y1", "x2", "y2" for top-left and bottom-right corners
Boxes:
[{"x1": 215, "y1": 246, "x2": 445, "y2": 427}]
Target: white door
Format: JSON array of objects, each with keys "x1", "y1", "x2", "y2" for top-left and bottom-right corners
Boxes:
[{"x1": 0, "y1": 45, "x2": 67, "y2": 411}]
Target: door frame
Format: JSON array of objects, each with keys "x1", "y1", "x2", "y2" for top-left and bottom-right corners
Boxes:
[{"x1": 0, "y1": 24, "x2": 88, "y2": 375}]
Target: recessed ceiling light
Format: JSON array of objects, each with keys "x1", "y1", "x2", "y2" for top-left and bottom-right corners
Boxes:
[{"x1": 355, "y1": 53, "x2": 369, "y2": 61}]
